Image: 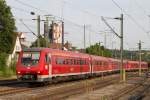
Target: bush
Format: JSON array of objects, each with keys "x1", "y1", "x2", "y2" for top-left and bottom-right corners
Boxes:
[
  {"x1": 0, "y1": 53, "x2": 7, "y2": 70},
  {"x1": 0, "y1": 53, "x2": 16, "y2": 77}
]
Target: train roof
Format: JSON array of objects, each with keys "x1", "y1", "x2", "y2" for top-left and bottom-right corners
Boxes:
[
  {"x1": 22, "y1": 48, "x2": 148, "y2": 63},
  {"x1": 23, "y1": 48, "x2": 50, "y2": 52},
  {"x1": 23, "y1": 48, "x2": 90, "y2": 58}
]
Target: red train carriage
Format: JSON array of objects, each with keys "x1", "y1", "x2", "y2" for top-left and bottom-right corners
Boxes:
[
  {"x1": 109, "y1": 58, "x2": 120, "y2": 71},
  {"x1": 127, "y1": 61, "x2": 148, "y2": 70},
  {"x1": 127, "y1": 61, "x2": 139, "y2": 70},
  {"x1": 51, "y1": 50, "x2": 91, "y2": 78},
  {"x1": 16, "y1": 48, "x2": 148, "y2": 83},
  {"x1": 141, "y1": 61, "x2": 148, "y2": 70},
  {"x1": 91, "y1": 56, "x2": 111, "y2": 74},
  {"x1": 16, "y1": 48, "x2": 91, "y2": 82}
]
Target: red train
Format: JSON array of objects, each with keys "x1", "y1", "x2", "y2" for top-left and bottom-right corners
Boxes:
[{"x1": 16, "y1": 48, "x2": 148, "y2": 82}]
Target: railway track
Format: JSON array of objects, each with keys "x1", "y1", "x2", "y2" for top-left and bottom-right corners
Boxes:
[
  {"x1": 0, "y1": 79, "x2": 21, "y2": 86},
  {"x1": 26, "y1": 78, "x2": 119, "y2": 100},
  {"x1": 112, "y1": 77, "x2": 149, "y2": 100},
  {"x1": 112, "y1": 84, "x2": 141, "y2": 100},
  {"x1": 0, "y1": 87, "x2": 31, "y2": 96},
  {"x1": 0, "y1": 72, "x2": 141, "y2": 99},
  {"x1": 0, "y1": 81, "x2": 31, "y2": 96},
  {"x1": 0, "y1": 75, "x2": 119, "y2": 100}
]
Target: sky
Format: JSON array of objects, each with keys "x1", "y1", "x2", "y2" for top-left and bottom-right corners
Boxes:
[{"x1": 5, "y1": 0, "x2": 150, "y2": 50}]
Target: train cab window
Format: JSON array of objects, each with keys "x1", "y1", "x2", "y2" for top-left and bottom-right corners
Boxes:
[{"x1": 21, "y1": 52, "x2": 40, "y2": 66}]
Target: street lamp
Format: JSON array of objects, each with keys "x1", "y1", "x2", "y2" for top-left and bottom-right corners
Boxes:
[
  {"x1": 30, "y1": 12, "x2": 40, "y2": 47},
  {"x1": 30, "y1": 12, "x2": 45, "y2": 47}
]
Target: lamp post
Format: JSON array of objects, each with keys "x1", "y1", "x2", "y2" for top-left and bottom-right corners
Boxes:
[
  {"x1": 30, "y1": 12, "x2": 41, "y2": 47},
  {"x1": 30, "y1": 12, "x2": 45, "y2": 47}
]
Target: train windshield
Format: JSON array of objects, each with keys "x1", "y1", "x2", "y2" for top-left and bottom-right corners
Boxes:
[{"x1": 21, "y1": 52, "x2": 40, "y2": 66}]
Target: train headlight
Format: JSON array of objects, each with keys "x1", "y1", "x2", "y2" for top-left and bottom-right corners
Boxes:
[
  {"x1": 37, "y1": 71, "x2": 40, "y2": 74},
  {"x1": 17, "y1": 71, "x2": 20, "y2": 74},
  {"x1": 45, "y1": 65, "x2": 48, "y2": 70}
]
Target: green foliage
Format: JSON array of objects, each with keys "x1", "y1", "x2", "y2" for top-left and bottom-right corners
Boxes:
[
  {"x1": 0, "y1": 0, "x2": 16, "y2": 53},
  {"x1": 86, "y1": 43, "x2": 111, "y2": 57},
  {"x1": 30, "y1": 36, "x2": 49, "y2": 47},
  {"x1": 0, "y1": 53, "x2": 7, "y2": 70},
  {"x1": 111, "y1": 49, "x2": 150, "y2": 63},
  {"x1": 0, "y1": 59, "x2": 16, "y2": 77}
]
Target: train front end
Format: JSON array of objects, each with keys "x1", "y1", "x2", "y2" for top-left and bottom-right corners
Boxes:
[{"x1": 16, "y1": 48, "x2": 50, "y2": 82}]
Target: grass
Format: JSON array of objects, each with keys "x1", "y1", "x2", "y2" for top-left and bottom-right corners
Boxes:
[{"x1": 0, "y1": 62, "x2": 16, "y2": 78}]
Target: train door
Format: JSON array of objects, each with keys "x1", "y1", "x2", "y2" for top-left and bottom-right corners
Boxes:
[
  {"x1": 89, "y1": 56, "x2": 93, "y2": 75},
  {"x1": 79, "y1": 58, "x2": 83, "y2": 74},
  {"x1": 45, "y1": 53, "x2": 52, "y2": 78}
]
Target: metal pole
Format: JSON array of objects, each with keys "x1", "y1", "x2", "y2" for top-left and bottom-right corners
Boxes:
[
  {"x1": 37, "y1": 15, "x2": 40, "y2": 47},
  {"x1": 84, "y1": 24, "x2": 86, "y2": 50},
  {"x1": 104, "y1": 32, "x2": 106, "y2": 48},
  {"x1": 89, "y1": 26, "x2": 91, "y2": 47},
  {"x1": 62, "y1": 21, "x2": 64, "y2": 50},
  {"x1": 99, "y1": 42, "x2": 101, "y2": 56},
  {"x1": 45, "y1": 16, "x2": 49, "y2": 47},
  {"x1": 139, "y1": 40, "x2": 142, "y2": 76},
  {"x1": 120, "y1": 14, "x2": 125, "y2": 81}
]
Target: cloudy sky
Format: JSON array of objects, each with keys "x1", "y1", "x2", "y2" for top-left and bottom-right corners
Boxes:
[{"x1": 5, "y1": 0, "x2": 150, "y2": 50}]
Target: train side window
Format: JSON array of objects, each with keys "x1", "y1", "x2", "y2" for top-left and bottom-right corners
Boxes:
[
  {"x1": 77, "y1": 60, "x2": 80, "y2": 65},
  {"x1": 56, "y1": 58, "x2": 64, "y2": 65},
  {"x1": 101, "y1": 61, "x2": 104, "y2": 67},
  {"x1": 63, "y1": 60, "x2": 66, "y2": 65},
  {"x1": 85, "y1": 60, "x2": 88, "y2": 65},
  {"x1": 80, "y1": 60, "x2": 83, "y2": 65},
  {"x1": 70, "y1": 59, "x2": 74, "y2": 65},
  {"x1": 68, "y1": 59, "x2": 71, "y2": 65},
  {"x1": 80, "y1": 59, "x2": 83, "y2": 65},
  {"x1": 74, "y1": 59, "x2": 76, "y2": 65},
  {"x1": 65, "y1": 59, "x2": 70, "y2": 65}
]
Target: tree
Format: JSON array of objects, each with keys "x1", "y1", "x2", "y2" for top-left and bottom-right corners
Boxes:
[
  {"x1": 0, "y1": 0, "x2": 16, "y2": 53},
  {"x1": 30, "y1": 36, "x2": 48, "y2": 47},
  {"x1": 86, "y1": 43, "x2": 111, "y2": 57}
]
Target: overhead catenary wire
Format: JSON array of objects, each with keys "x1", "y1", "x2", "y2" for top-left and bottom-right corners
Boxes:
[
  {"x1": 14, "y1": 0, "x2": 48, "y2": 14},
  {"x1": 111, "y1": 0, "x2": 150, "y2": 39},
  {"x1": 12, "y1": 0, "x2": 87, "y2": 29},
  {"x1": 10, "y1": 0, "x2": 134, "y2": 49},
  {"x1": 11, "y1": 6, "x2": 32, "y2": 14},
  {"x1": 19, "y1": 19, "x2": 38, "y2": 37},
  {"x1": 12, "y1": 0, "x2": 104, "y2": 34},
  {"x1": 133, "y1": 0, "x2": 147, "y2": 16},
  {"x1": 11, "y1": 0, "x2": 149, "y2": 35}
]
